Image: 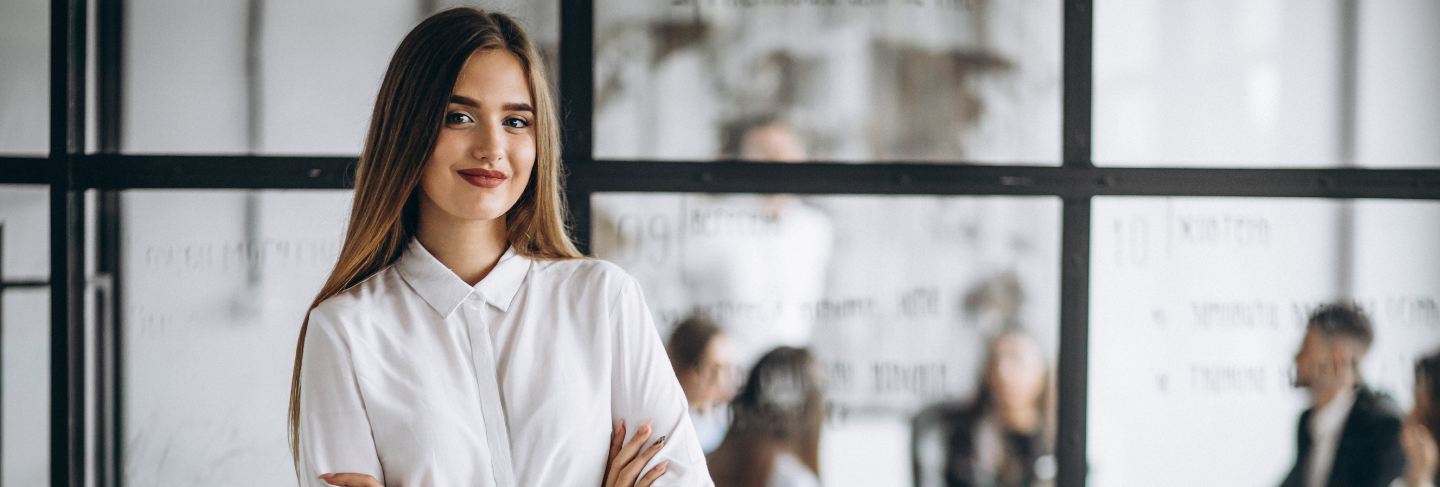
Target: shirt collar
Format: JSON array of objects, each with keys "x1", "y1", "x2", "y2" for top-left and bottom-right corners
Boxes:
[
  {"x1": 1310, "y1": 386, "x2": 1358, "y2": 438},
  {"x1": 395, "y1": 238, "x2": 531, "y2": 317}
]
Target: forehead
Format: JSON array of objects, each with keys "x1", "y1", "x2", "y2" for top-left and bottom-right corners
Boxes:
[
  {"x1": 703, "y1": 335, "x2": 732, "y2": 357},
  {"x1": 1300, "y1": 327, "x2": 1330, "y2": 347},
  {"x1": 452, "y1": 48, "x2": 531, "y2": 104},
  {"x1": 993, "y1": 333, "x2": 1040, "y2": 358}
]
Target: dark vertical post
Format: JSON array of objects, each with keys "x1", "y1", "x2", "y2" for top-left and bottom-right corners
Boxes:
[
  {"x1": 1056, "y1": 197, "x2": 1091, "y2": 487},
  {"x1": 559, "y1": 0, "x2": 595, "y2": 254},
  {"x1": 1063, "y1": 0, "x2": 1093, "y2": 169},
  {"x1": 95, "y1": 192, "x2": 120, "y2": 487},
  {"x1": 1058, "y1": 0, "x2": 1094, "y2": 485},
  {"x1": 51, "y1": 0, "x2": 88, "y2": 485},
  {"x1": 96, "y1": 0, "x2": 124, "y2": 484}
]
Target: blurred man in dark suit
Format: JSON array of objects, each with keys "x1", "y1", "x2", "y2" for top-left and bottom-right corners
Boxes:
[{"x1": 1281, "y1": 303, "x2": 1405, "y2": 487}]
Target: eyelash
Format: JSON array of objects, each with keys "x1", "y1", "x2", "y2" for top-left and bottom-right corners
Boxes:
[
  {"x1": 444, "y1": 112, "x2": 530, "y2": 129},
  {"x1": 445, "y1": 112, "x2": 474, "y2": 125}
]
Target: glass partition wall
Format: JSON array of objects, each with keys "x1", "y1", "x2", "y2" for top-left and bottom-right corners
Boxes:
[{"x1": 3, "y1": 0, "x2": 1439, "y2": 486}]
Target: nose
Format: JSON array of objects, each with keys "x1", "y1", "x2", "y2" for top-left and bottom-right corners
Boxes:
[{"x1": 470, "y1": 120, "x2": 505, "y2": 164}]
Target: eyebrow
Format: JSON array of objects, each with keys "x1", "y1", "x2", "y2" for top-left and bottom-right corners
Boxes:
[{"x1": 449, "y1": 95, "x2": 534, "y2": 112}]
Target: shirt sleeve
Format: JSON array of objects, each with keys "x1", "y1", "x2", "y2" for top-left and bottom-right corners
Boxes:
[
  {"x1": 610, "y1": 272, "x2": 716, "y2": 486},
  {"x1": 296, "y1": 305, "x2": 386, "y2": 486}
]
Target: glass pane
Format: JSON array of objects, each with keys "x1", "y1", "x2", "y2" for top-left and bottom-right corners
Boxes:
[
  {"x1": 1094, "y1": 0, "x2": 1440, "y2": 167},
  {"x1": 120, "y1": 190, "x2": 350, "y2": 484},
  {"x1": 1, "y1": 184, "x2": 48, "y2": 486},
  {"x1": 1088, "y1": 197, "x2": 1440, "y2": 485},
  {"x1": 0, "y1": 0, "x2": 48, "y2": 155},
  {"x1": 593, "y1": 193, "x2": 1061, "y2": 485},
  {"x1": 594, "y1": 1, "x2": 1061, "y2": 164},
  {"x1": 1, "y1": 289, "x2": 48, "y2": 487},
  {"x1": 0, "y1": 185, "x2": 49, "y2": 279},
  {"x1": 123, "y1": 0, "x2": 557, "y2": 154}
]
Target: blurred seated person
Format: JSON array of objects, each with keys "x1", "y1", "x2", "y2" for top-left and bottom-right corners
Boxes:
[
  {"x1": 707, "y1": 347, "x2": 825, "y2": 487},
  {"x1": 1398, "y1": 350, "x2": 1440, "y2": 487},
  {"x1": 912, "y1": 329, "x2": 1054, "y2": 487},
  {"x1": 1282, "y1": 303, "x2": 1404, "y2": 487},
  {"x1": 667, "y1": 315, "x2": 739, "y2": 453}
]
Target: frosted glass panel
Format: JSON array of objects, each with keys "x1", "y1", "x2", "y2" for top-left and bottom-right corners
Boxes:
[
  {"x1": 124, "y1": 0, "x2": 556, "y2": 154},
  {"x1": 593, "y1": 193, "x2": 1061, "y2": 486},
  {"x1": 1, "y1": 289, "x2": 47, "y2": 487},
  {"x1": 121, "y1": 190, "x2": 351, "y2": 484},
  {"x1": 1088, "y1": 197, "x2": 1440, "y2": 486},
  {"x1": 1094, "y1": 0, "x2": 1440, "y2": 167},
  {"x1": 594, "y1": 0, "x2": 1061, "y2": 164},
  {"x1": 0, "y1": 185, "x2": 48, "y2": 279},
  {"x1": 0, "y1": 186, "x2": 49, "y2": 485},
  {"x1": 0, "y1": 0, "x2": 47, "y2": 155}
]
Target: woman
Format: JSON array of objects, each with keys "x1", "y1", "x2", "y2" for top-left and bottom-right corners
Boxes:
[
  {"x1": 288, "y1": 8, "x2": 711, "y2": 486},
  {"x1": 706, "y1": 347, "x2": 826, "y2": 487},
  {"x1": 1401, "y1": 351, "x2": 1440, "y2": 487},
  {"x1": 922, "y1": 330, "x2": 1054, "y2": 487},
  {"x1": 667, "y1": 316, "x2": 739, "y2": 453}
]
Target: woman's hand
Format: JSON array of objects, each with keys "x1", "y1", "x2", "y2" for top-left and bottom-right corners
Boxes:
[
  {"x1": 603, "y1": 419, "x2": 669, "y2": 487},
  {"x1": 1403, "y1": 420, "x2": 1438, "y2": 487},
  {"x1": 319, "y1": 472, "x2": 382, "y2": 487}
]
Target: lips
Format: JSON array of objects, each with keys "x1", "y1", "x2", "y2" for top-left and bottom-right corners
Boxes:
[{"x1": 457, "y1": 168, "x2": 508, "y2": 189}]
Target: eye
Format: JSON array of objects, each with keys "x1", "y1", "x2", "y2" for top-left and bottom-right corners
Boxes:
[
  {"x1": 445, "y1": 112, "x2": 474, "y2": 125},
  {"x1": 503, "y1": 116, "x2": 530, "y2": 129}
]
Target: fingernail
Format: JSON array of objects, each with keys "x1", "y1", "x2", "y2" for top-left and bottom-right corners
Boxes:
[
  {"x1": 659, "y1": 461, "x2": 670, "y2": 471},
  {"x1": 656, "y1": 435, "x2": 668, "y2": 446}
]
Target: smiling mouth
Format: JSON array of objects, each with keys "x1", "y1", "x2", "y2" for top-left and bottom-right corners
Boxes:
[{"x1": 457, "y1": 168, "x2": 507, "y2": 189}]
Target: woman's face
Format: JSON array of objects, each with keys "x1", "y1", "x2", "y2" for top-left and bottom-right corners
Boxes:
[
  {"x1": 681, "y1": 335, "x2": 737, "y2": 410},
  {"x1": 419, "y1": 48, "x2": 536, "y2": 224},
  {"x1": 986, "y1": 333, "x2": 1047, "y2": 411}
]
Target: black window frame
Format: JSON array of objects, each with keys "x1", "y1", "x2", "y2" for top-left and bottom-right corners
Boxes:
[{"x1": 3, "y1": 0, "x2": 1440, "y2": 486}]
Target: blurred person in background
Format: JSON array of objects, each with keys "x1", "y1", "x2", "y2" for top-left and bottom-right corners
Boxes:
[
  {"x1": 668, "y1": 315, "x2": 740, "y2": 453},
  {"x1": 1398, "y1": 351, "x2": 1440, "y2": 487},
  {"x1": 1282, "y1": 303, "x2": 1404, "y2": 487},
  {"x1": 912, "y1": 329, "x2": 1055, "y2": 487},
  {"x1": 671, "y1": 116, "x2": 832, "y2": 366},
  {"x1": 708, "y1": 347, "x2": 826, "y2": 487}
]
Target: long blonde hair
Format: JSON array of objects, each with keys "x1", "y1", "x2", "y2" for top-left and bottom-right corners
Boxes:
[{"x1": 288, "y1": 7, "x2": 581, "y2": 471}]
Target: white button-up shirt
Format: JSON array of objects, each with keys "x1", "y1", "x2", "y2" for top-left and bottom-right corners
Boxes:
[
  {"x1": 297, "y1": 239, "x2": 713, "y2": 486},
  {"x1": 1306, "y1": 387, "x2": 1357, "y2": 487}
]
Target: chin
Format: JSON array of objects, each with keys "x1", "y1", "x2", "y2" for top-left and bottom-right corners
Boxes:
[
  {"x1": 464, "y1": 209, "x2": 509, "y2": 222},
  {"x1": 459, "y1": 199, "x2": 515, "y2": 221}
]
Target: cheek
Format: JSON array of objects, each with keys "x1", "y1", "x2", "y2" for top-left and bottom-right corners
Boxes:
[
  {"x1": 512, "y1": 142, "x2": 536, "y2": 179},
  {"x1": 430, "y1": 131, "x2": 468, "y2": 165},
  {"x1": 418, "y1": 160, "x2": 446, "y2": 200},
  {"x1": 422, "y1": 134, "x2": 464, "y2": 190}
]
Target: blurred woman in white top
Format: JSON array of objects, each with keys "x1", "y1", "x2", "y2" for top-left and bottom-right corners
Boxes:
[{"x1": 287, "y1": 8, "x2": 712, "y2": 487}]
